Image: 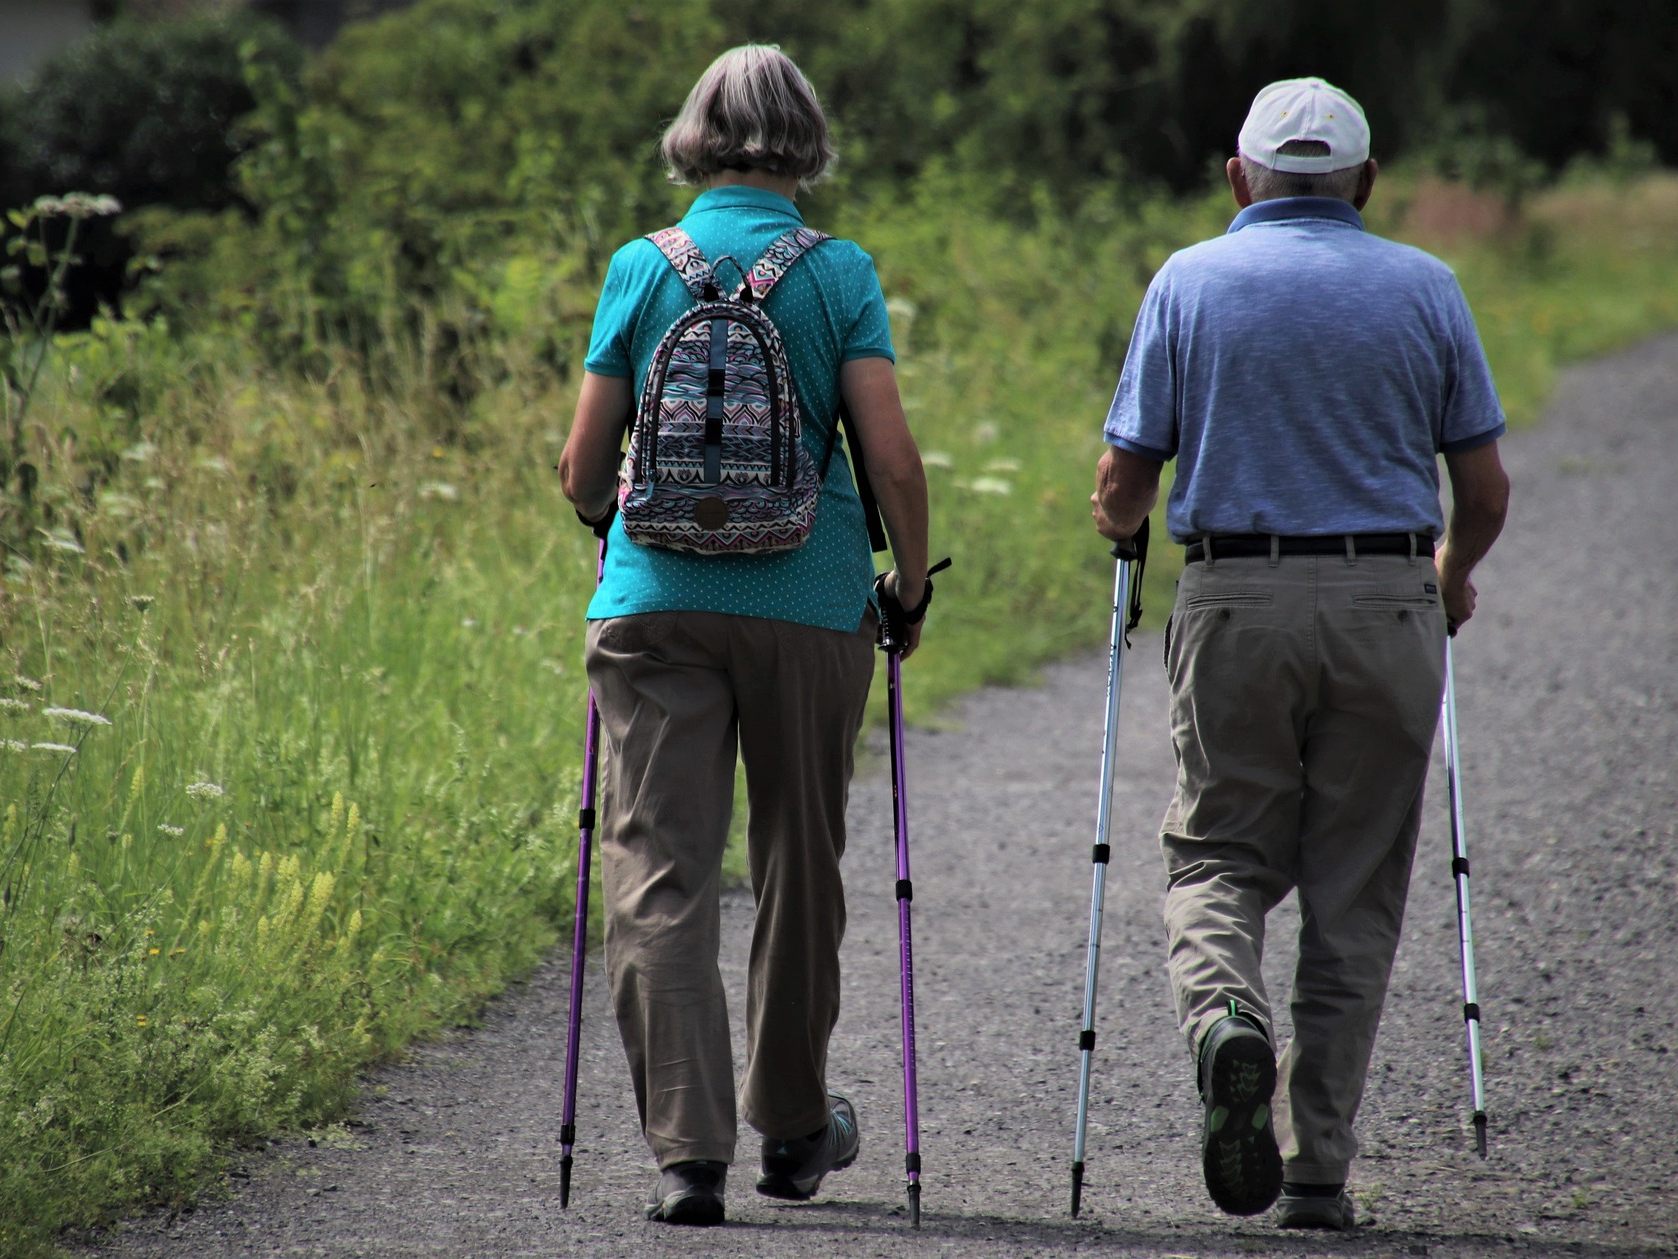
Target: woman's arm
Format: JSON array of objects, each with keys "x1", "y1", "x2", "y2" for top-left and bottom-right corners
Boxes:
[
  {"x1": 840, "y1": 356, "x2": 931, "y2": 654},
  {"x1": 558, "y1": 372, "x2": 633, "y2": 524}
]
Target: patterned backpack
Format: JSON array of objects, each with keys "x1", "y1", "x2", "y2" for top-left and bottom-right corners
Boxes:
[{"x1": 618, "y1": 225, "x2": 836, "y2": 555}]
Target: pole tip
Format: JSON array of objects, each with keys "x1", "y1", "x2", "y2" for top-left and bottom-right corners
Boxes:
[
  {"x1": 1474, "y1": 1112, "x2": 1488, "y2": 1159},
  {"x1": 908, "y1": 1182, "x2": 921, "y2": 1229},
  {"x1": 1070, "y1": 1161, "x2": 1084, "y2": 1217},
  {"x1": 560, "y1": 1155, "x2": 572, "y2": 1208}
]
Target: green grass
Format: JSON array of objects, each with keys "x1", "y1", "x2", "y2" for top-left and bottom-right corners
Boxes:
[{"x1": 4, "y1": 171, "x2": 1678, "y2": 1254}]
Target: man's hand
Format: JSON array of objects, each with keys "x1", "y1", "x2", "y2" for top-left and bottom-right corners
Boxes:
[
  {"x1": 1090, "y1": 491, "x2": 1124, "y2": 542},
  {"x1": 1438, "y1": 440, "x2": 1510, "y2": 633},
  {"x1": 1436, "y1": 543, "x2": 1478, "y2": 629}
]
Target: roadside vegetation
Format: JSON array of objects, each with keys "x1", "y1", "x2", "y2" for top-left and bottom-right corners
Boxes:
[{"x1": 2, "y1": 3, "x2": 1675, "y2": 1253}]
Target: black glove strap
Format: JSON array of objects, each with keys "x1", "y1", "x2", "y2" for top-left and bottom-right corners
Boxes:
[{"x1": 875, "y1": 557, "x2": 952, "y2": 653}]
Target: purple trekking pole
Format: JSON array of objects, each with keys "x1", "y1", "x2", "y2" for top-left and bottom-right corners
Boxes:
[
  {"x1": 560, "y1": 534, "x2": 608, "y2": 1208},
  {"x1": 874, "y1": 558, "x2": 950, "y2": 1230}
]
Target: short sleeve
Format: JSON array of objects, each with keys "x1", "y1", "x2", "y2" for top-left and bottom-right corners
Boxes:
[
  {"x1": 842, "y1": 249, "x2": 896, "y2": 363},
  {"x1": 1103, "y1": 269, "x2": 1177, "y2": 461},
  {"x1": 1438, "y1": 279, "x2": 1506, "y2": 453},
  {"x1": 583, "y1": 246, "x2": 636, "y2": 378}
]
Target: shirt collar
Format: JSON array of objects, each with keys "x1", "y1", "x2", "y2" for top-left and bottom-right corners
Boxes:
[
  {"x1": 1227, "y1": 196, "x2": 1365, "y2": 234},
  {"x1": 686, "y1": 185, "x2": 804, "y2": 222}
]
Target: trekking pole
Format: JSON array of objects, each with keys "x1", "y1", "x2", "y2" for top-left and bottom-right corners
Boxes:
[
  {"x1": 875, "y1": 557, "x2": 951, "y2": 1230},
  {"x1": 1071, "y1": 518, "x2": 1148, "y2": 1218},
  {"x1": 1440, "y1": 632, "x2": 1489, "y2": 1159},
  {"x1": 560, "y1": 532, "x2": 609, "y2": 1207}
]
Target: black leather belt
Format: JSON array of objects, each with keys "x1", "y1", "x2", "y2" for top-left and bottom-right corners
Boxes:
[{"x1": 1184, "y1": 533, "x2": 1434, "y2": 563}]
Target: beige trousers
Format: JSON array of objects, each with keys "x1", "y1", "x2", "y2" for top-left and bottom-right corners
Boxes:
[
  {"x1": 584, "y1": 610, "x2": 875, "y2": 1169},
  {"x1": 1160, "y1": 551, "x2": 1446, "y2": 1183}
]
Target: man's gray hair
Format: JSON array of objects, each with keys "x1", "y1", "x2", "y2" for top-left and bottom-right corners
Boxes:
[
  {"x1": 1240, "y1": 140, "x2": 1364, "y2": 202},
  {"x1": 661, "y1": 44, "x2": 836, "y2": 188}
]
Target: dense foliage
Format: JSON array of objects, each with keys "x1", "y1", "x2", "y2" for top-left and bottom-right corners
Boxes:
[{"x1": 0, "y1": 12, "x2": 301, "y2": 321}]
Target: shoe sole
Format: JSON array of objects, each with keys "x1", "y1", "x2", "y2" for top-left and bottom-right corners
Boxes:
[
  {"x1": 1202, "y1": 1032, "x2": 1283, "y2": 1216},
  {"x1": 754, "y1": 1144, "x2": 857, "y2": 1202},
  {"x1": 645, "y1": 1189, "x2": 725, "y2": 1226}
]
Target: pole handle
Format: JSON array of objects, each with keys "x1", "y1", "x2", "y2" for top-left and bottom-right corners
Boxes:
[
  {"x1": 1106, "y1": 518, "x2": 1149, "y2": 636},
  {"x1": 876, "y1": 557, "x2": 952, "y2": 655}
]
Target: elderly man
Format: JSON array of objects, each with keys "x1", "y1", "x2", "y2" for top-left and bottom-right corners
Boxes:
[{"x1": 1091, "y1": 78, "x2": 1510, "y2": 1229}]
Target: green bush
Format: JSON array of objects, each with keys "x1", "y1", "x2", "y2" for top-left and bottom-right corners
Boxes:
[{"x1": 0, "y1": 12, "x2": 301, "y2": 326}]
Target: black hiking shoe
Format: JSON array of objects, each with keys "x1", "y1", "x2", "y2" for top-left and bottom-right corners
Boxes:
[
  {"x1": 756, "y1": 1091, "x2": 860, "y2": 1201},
  {"x1": 644, "y1": 1159, "x2": 726, "y2": 1226},
  {"x1": 1197, "y1": 1013, "x2": 1283, "y2": 1216},
  {"x1": 1276, "y1": 1182, "x2": 1358, "y2": 1230}
]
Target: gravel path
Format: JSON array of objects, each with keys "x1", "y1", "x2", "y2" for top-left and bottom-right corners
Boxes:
[{"x1": 79, "y1": 335, "x2": 1678, "y2": 1257}]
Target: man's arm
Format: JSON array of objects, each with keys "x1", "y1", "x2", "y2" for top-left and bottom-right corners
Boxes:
[
  {"x1": 1091, "y1": 445, "x2": 1164, "y2": 542},
  {"x1": 1437, "y1": 440, "x2": 1511, "y2": 629}
]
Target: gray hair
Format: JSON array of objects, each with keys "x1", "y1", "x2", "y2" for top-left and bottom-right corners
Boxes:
[
  {"x1": 660, "y1": 45, "x2": 836, "y2": 188},
  {"x1": 1240, "y1": 140, "x2": 1364, "y2": 202}
]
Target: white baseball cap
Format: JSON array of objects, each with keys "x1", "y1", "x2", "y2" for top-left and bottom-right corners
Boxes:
[{"x1": 1237, "y1": 77, "x2": 1370, "y2": 173}]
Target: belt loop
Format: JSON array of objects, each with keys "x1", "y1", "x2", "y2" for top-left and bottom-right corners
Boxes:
[
  {"x1": 1407, "y1": 532, "x2": 1419, "y2": 566},
  {"x1": 1267, "y1": 534, "x2": 1280, "y2": 567},
  {"x1": 1203, "y1": 535, "x2": 1215, "y2": 568},
  {"x1": 1344, "y1": 534, "x2": 1358, "y2": 567}
]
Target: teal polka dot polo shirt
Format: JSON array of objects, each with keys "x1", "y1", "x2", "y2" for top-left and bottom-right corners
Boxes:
[{"x1": 582, "y1": 185, "x2": 895, "y2": 633}]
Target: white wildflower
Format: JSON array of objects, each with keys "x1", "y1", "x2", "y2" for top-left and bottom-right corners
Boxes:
[
  {"x1": 962, "y1": 476, "x2": 1014, "y2": 496},
  {"x1": 185, "y1": 781, "x2": 225, "y2": 800},
  {"x1": 921, "y1": 450, "x2": 955, "y2": 470},
  {"x1": 121, "y1": 441, "x2": 159, "y2": 464},
  {"x1": 128, "y1": 595, "x2": 155, "y2": 612},
  {"x1": 158, "y1": 824, "x2": 186, "y2": 837},
  {"x1": 983, "y1": 458, "x2": 1022, "y2": 473},
  {"x1": 2, "y1": 739, "x2": 27, "y2": 752},
  {"x1": 195, "y1": 456, "x2": 231, "y2": 475},
  {"x1": 419, "y1": 481, "x2": 460, "y2": 502},
  {"x1": 0, "y1": 697, "x2": 29, "y2": 714},
  {"x1": 42, "y1": 707, "x2": 112, "y2": 727},
  {"x1": 13, "y1": 676, "x2": 42, "y2": 693},
  {"x1": 31, "y1": 742, "x2": 77, "y2": 755},
  {"x1": 461, "y1": 618, "x2": 479, "y2": 630},
  {"x1": 39, "y1": 529, "x2": 84, "y2": 555},
  {"x1": 974, "y1": 421, "x2": 1000, "y2": 444}
]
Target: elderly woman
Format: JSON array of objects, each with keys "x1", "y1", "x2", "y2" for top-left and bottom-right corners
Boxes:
[{"x1": 558, "y1": 44, "x2": 931, "y2": 1226}]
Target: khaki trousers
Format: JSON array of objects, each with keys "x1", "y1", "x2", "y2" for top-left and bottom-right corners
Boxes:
[
  {"x1": 1160, "y1": 551, "x2": 1446, "y2": 1184},
  {"x1": 584, "y1": 611, "x2": 875, "y2": 1169}
]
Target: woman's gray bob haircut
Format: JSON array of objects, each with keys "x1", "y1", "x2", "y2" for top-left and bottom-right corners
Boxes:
[{"x1": 661, "y1": 44, "x2": 836, "y2": 188}]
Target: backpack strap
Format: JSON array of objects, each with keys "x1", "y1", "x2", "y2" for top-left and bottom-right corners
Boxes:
[
  {"x1": 834, "y1": 405, "x2": 889, "y2": 553},
  {"x1": 741, "y1": 227, "x2": 831, "y2": 301},
  {"x1": 647, "y1": 226, "x2": 716, "y2": 300}
]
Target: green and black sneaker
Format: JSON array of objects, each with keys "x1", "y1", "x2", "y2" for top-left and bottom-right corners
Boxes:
[{"x1": 1197, "y1": 1009, "x2": 1283, "y2": 1216}]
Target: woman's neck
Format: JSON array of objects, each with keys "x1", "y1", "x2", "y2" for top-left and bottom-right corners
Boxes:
[{"x1": 703, "y1": 169, "x2": 799, "y2": 201}]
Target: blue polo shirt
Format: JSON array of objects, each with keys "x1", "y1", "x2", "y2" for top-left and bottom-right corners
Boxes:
[
  {"x1": 1104, "y1": 197, "x2": 1505, "y2": 542},
  {"x1": 583, "y1": 186, "x2": 895, "y2": 631}
]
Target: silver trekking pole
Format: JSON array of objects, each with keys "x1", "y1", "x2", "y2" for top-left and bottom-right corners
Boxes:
[
  {"x1": 1440, "y1": 633, "x2": 1489, "y2": 1158},
  {"x1": 1071, "y1": 520, "x2": 1148, "y2": 1218}
]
